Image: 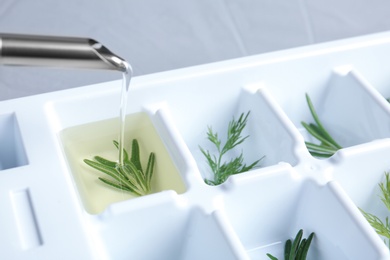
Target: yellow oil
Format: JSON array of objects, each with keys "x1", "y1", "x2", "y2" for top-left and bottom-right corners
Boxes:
[{"x1": 60, "y1": 112, "x2": 186, "y2": 214}]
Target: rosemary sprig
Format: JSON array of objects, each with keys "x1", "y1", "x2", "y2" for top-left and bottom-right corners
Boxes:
[
  {"x1": 84, "y1": 139, "x2": 155, "y2": 196},
  {"x1": 301, "y1": 93, "x2": 342, "y2": 158},
  {"x1": 267, "y1": 229, "x2": 315, "y2": 260},
  {"x1": 199, "y1": 111, "x2": 264, "y2": 186},
  {"x1": 360, "y1": 171, "x2": 390, "y2": 248}
]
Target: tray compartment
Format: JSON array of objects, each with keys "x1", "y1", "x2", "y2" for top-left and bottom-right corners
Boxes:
[
  {"x1": 60, "y1": 112, "x2": 186, "y2": 214},
  {"x1": 182, "y1": 85, "x2": 303, "y2": 184},
  {"x1": 316, "y1": 67, "x2": 390, "y2": 147},
  {"x1": 220, "y1": 165, "x2": 386, "y2": 259},
  {"x1": 89, "y1": 192, "x2": 244, "y2": 260},
  {"x1": 0, "y1": 113, "x2": 28, "y2": 170},
  {"x1": 331, "y1": 140, "x2": 390, "y2": 250}
]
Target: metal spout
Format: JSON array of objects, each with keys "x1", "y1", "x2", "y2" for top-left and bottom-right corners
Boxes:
[{"x1": 0, "y1": 34, "x2": 128, "y2": 72}]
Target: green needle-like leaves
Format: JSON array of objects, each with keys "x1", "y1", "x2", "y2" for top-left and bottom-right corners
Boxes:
[
  {"x1": 84, "y1": 139, "x2": 155, "y2": 196},
  {"x1": 361, "y1": 211, "x2": 390, "y2": 240},
  {"x1": 199, "y1": 111, "x2": 264, "y2": 186},
  {"x1": 380, "y1": 172, "x2": 390, "y2": 211},
  {"x1": 360, "y1": 171, "x2": 390, "y2": 249},
  {"x1": 267, "y1": 229, "x2": 315, "y2": 260},
  {"x1": 301, "y1": 93, "x2": 342, "y2": 158}
]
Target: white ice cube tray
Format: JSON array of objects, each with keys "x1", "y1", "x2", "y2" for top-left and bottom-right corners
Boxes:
[{"x1": 2, "y1": 32, "x2": 390, "y2": 259}]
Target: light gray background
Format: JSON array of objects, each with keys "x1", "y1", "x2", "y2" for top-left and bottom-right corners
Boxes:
[{"x1": 1, "y1": 0, "x2": 390, "y2": 100}]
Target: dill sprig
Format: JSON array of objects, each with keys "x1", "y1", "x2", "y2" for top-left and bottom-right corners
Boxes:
[
  {"x1": 199, "y1": 111, "x2": 264, "y2": 186},
  {"x1": 84, "y1": 139, "x2": 155, "y2": 196},
  {"x1": 360, "y1": 171, "x2": 390, "y2": 248},
  {"x1": 267, "y1": 229, "x2": 315, "y2": 260},
  {"x1": 301, "y1": 93, "x2": 342, "y2": 158}
]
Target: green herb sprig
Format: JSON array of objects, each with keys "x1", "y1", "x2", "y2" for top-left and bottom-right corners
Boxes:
[
  {"x1": 360, "y1": 171, "x2": 390, "y2": 248},
  {"x1": 267, "y1": 229, "x2": 315, "y2": 260},
  {"x1": 199, "y1": 111, "x2": 264, "y2": 186},
  {"x1": 301, "y1": 93, "x2": 342, "y2": 158},
  {"x1": 84, "y1": 139, "x2": 155, "y2": 196}
]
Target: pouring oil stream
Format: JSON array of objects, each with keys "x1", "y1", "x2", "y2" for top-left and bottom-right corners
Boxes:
[{"x1": 118, "y1": 62, "x2": 133, "y2": 166}]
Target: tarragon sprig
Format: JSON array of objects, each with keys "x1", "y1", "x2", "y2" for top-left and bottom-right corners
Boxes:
[
  {"x1": 84, "y1": 139, "x2": 155, "y2": 196},
  {"x1": 360, "y1": 171, "x2": 390, "y2": 249},
  {"x1": 301, "y1": 93, "x2": 342, "y2": 158},
  {"x1": 199, "y1": 111, "x2": 264, "y2": 185},
  {"x1": 267, "y1": 229, "x2": 315, "y2": 260}
]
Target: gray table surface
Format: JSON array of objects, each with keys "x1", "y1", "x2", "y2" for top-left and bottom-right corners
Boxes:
[{"x1": 1, "y1": 0, "x2": 390, "y2": 100}]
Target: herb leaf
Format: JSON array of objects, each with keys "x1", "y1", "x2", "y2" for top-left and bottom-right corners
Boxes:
[
  {"x1": 199, "y1": 111, "x2": 264, "y2": 186},
  {"x1": 84, "y1": 139, "x2": 155, "y2": 196},
  {"x1": 299, "y1": 232, "x2": 314, "y2": 260},
  {"x1": 266, "y1": 253, "x2": 278, "y2": 260},
  {"x1": 301, "y1": 93, "x2": 342, "y2": 158},
  {"x1": 285, "y1": 239, "x2": 292, "y2": 259},
  {"x1": 290, "y1": 229, "x2": 303, "y2": 259}
]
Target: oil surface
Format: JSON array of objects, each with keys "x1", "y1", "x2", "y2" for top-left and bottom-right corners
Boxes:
[{"x1": 60, "y1": 112, "x2": 186, "y2": 214}]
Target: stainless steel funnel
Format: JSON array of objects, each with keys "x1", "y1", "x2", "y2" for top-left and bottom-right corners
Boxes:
[{"x1": 0, "y1": 34, "x2": 128, "y2": 72}]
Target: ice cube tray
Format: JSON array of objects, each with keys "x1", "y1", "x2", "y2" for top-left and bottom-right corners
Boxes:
[{"x1": 2, "y1": 32, "x2": 390, "y2": 259}]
